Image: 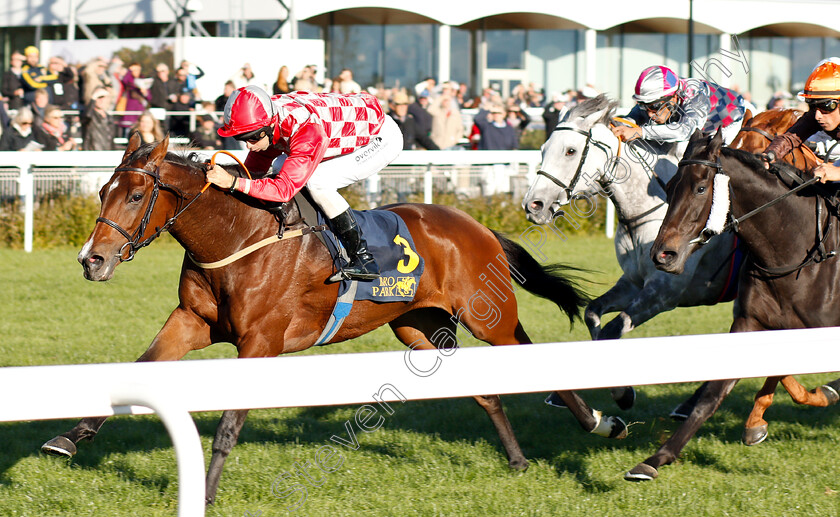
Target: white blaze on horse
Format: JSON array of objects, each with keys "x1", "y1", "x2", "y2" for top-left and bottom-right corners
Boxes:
[{"x1": 523, "y1": 95, "x2": 740, "y2": 342}]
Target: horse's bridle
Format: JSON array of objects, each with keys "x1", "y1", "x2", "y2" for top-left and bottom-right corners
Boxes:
[
  {"x1": 536, "y1": 126, "x2": 615, "y2": 201},
  {"x1": 96, "y1": 165, "x2": 199, "y2": 262},
  {"x1": 679, "y1": 156, "x2": 836, "y2": 275}
]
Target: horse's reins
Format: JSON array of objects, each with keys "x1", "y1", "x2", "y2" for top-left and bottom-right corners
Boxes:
[
  {"x1": 680, "y1": 156, "x2": 835, "y2": 275},
  {"x1": 100, "y1": 150, "x2": 317, "y2": 267}
]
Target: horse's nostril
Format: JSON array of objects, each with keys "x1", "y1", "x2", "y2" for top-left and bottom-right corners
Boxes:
[
  {"x1": 88, "y1": 254, "x2": 104, "y2": 266},
  {"x1": 656, "y1": 250, "x2": 677, "y2": 264},
  {"x1": 530, "y1": 200, "x2": 544, "y2": 212}
]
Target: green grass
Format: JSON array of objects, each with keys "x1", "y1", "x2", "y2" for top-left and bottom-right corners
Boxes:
[{"x1": 1, "y1": 235, "x2": 839, "y2": 516}]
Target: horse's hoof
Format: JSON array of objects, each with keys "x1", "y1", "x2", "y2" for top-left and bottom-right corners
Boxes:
[
  {"x1": 508, "y1": 457, "x2": 529, "y2": 472},
  {"x1": 609, "y1": 417, "x2": 628, "y2": 439},
  {"x1": 544, "y1": 392, "x2": 567, "y2": 408},
  {"x1": 41, "y1": 436, "x2": 77, "y2": 457},
  {"x1": 611, "y1": 386, "x2": 636, "y2": 410},
  {"x1": 669, "y1": 402, "x2": 692, "y2": 421},
  {"x1": 624, "y1": 463, "x2": 658, "y2": 481},
  {"x1": 820, "y1": 384, "x2": 840, "y2": 405},
  {"x1": 742, "y1": 424, "x2": 768, "y2": 446}
]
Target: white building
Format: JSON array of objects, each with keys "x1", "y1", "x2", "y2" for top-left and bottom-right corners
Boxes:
[{"x1": 2, "y1": 0, "x2": 840, "y2": 107}]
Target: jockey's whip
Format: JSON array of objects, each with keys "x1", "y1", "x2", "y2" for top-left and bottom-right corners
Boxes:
[{"x1": 204, "y1": 150, "x2": 252, "y2": 193}]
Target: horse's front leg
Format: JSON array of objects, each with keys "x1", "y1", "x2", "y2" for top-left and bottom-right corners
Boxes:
[
  {"x1": 625, "y1": 378, "x2": 739, "y2": 481},
  {"x1": 584, "y1": 276, "x2": 639, "y2": 340},
  {"x1": 205, "y1": 338, "x2": 277, "y2": 505},
  {"x1": 41, "y1": 307, "x2": 212, "y2": 457},
  {"x1": 598, "y1": 275, "x2": 680, "y2": 340},
  {"x1": 742, "y1": 376, "x2": 781, "y2": 446}
]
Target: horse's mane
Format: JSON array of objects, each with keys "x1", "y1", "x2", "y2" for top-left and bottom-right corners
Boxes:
[
  {"x1": 128, "y1": 141, "x2": 249, "y2": 179},
  {"x1": 566, "y1": 94, "x2": 619, "y2": 127},
  {"x1": 720, "y1": 146, "x2": 806, "y2": 183}
]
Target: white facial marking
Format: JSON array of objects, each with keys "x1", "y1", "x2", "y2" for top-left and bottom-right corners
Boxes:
[{"x1": 107, "y1": 177, "x2": 121, "y2": 194}]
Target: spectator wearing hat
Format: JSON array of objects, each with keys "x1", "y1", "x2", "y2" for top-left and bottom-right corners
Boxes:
[
  {"x1": 2, "y1": 51, "x2": 26, "y2": 110},
  {"x1": 150, "y1": 63, "x2": 177, "y2": 111},
  {"x1": 80, "y1": 57, "x2": 114, "y2": 107},
  {"x1": 408, "y1": 91, "x2": 434, "y2": 142},
  {"x1": 542, "y1": 92, "x2": 570, "y2": 141},
  {"x1": 388, "y1": 91, "x2": 439, "y2": 151},
  {"x1": 81, "y1": 87, "x2": 115, "y2": 150},
  {"x1": 190, "y1": 115, "x2": 222, "y2": 150},
  {"x1": 472, "y1": 103, "x2": 518, "y2": 150},
  {"x1": 20, "y1": 46, "x2": 57, "y2": 105},
  {"x1": 428, "y1": 81, "x2": 464, "y2": 150}
]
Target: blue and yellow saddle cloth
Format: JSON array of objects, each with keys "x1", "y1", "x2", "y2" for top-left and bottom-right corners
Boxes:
[{"x1": 313, "y1": 208, "x2": 424, "y2": 346}]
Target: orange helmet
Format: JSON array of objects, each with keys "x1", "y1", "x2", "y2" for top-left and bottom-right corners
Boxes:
[{"x1": 800, "y1": 58, "x2": 840, "y2": 99}]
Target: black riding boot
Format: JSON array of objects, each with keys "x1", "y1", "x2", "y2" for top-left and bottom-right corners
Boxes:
[{"x1": 329, "y1": 209, "x2": 380, "y2": 281}]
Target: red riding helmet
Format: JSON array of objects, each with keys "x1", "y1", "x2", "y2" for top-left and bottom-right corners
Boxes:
[{"x1": 218, "y1": 85, "x2": 277, "y2": 138}]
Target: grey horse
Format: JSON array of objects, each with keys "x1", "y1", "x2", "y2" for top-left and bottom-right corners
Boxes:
[{"x1": 523, "y1": 95, "x2": 741, "y2": 412}]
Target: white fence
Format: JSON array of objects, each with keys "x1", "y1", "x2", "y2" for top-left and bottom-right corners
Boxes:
[
  {"x1": 0, "y1": 149, "x2": 611, "y2": 252},
  {"x1": 2, "y1": 327, "x2": 839, "y2": 515}
]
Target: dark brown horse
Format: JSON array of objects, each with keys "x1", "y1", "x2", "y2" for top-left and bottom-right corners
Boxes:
[
  {"x1": 41, "y1": 133, "x2": 628, "y2": 504},
  {"x1": 633, "y1": 130, "x2": 840, "y2": 481},
  {"x1": 663, "y1": 107, "x2": 823, "y2": 421}
]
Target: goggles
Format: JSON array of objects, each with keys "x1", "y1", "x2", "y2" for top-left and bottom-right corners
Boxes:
[
  {"x1": 233, "y1": 127, "x2": 269, "y2": 143},
  {"x1": 639, "y1": 96, "x2": 674, "y2": 114},
  {"x1": 807, "y1": 98, "x2": 840, "y2": 114}
]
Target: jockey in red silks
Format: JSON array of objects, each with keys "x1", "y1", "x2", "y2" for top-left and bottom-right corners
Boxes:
[
  {"x1": 206, "y1": 85, "x2": 404, "y2": 281},
  {"x1": 612, "y1": 65, "x2": 748, "y2": 147}
]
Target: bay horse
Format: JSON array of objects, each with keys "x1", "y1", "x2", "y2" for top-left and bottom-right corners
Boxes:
[
  {"x1": 729, "y1": 107, "x2": 818, "y2": 168},
  {"x1": 637, "y1": 129, "x2": 840, "y2": 481},
  {"x1": 41, "y1": 133, "x2": 628, "y2": 504}
]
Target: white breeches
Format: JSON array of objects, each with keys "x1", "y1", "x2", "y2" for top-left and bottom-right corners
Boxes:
[
  {"x1": 271, "y1": 116, "x2": 403, "y2": 219},
  {"x1": 720, "y1": 117, "x2": 744, "y2": 145}
]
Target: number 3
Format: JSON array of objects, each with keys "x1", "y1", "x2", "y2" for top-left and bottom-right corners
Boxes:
[{"x1": 393, "y1": 235, "x2": 420, "y2": 273}]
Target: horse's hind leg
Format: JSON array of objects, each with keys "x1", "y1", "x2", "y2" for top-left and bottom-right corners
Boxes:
[
  {"x1": 780, "y1": 375, "x2": 838, "y2": 406},
  {"x1": 743, "y1": 377, "x2": 780, "y2": 446},
  {"x1": 205, "y1": 409, "x2": 250, "y2": 505},
  {"x1": 389, "y1": 309, "x2": 528, "y2": 470},
  {"x1": 41, "y1": 307, "x2": 211, "y2": 458}
]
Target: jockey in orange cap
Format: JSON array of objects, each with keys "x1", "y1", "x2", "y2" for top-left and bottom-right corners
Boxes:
[
  {"x1": 206, "y1": 85, "x2": 404, "y2": 281},
  {"x1": 764, "y1": 58, "x2": 840, "y2": 183}
]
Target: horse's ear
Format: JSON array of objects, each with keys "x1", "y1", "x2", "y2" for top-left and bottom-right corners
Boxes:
[
  {"x1": 122, "y1": 131, "x2": 142, "y2": 162},
  {"x1": 689, "y1": 129, "x2": 704, "y2": 144},
  {"x1": 148, "y1": 134, "x2": 170, "y2": 168},
  {"x1": 708, "y1": 128, "x2": 724, "y2": 157}
]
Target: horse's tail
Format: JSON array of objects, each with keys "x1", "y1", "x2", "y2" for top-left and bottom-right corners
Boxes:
[{"x1": 491, "y1": 230, "x2": 589, "y2": 324}]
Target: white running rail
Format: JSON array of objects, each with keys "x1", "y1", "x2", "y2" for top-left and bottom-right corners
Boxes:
[{"x1": 1, "y1": 327, "x2": 839, "y2": 515}]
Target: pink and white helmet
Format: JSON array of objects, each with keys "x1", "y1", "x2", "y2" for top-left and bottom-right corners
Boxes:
[{"x1": 633, "y1": 65, "x2": 681, "y2": 103}]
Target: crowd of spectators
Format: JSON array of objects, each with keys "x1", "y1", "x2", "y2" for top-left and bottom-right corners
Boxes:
[{"x1": 3, "y1": 45, "x2": 795, "y2": 155}]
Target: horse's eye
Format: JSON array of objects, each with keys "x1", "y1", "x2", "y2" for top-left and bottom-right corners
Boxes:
[
  {"x1": 130, "y1": 192, "x2": 143, "y2": 203},
  {"x1": 566, "y1": 148, "x2": 576, "y2": 156},
  {"x1": 696, "y1": 186, "x2": 707, "y2": 195}
]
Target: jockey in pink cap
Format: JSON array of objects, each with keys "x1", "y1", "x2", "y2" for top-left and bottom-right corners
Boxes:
[
  {"x1": 206, "y1": 85, "x2": 404, "y2": 281},
  {"x1": 612, "y1": 65, "x2": 748, "y2": 147}
]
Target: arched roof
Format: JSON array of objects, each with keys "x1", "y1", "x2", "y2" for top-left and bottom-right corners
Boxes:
[{"x1": 1, "y1": 0, "x2": 839, "y2": 38}]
